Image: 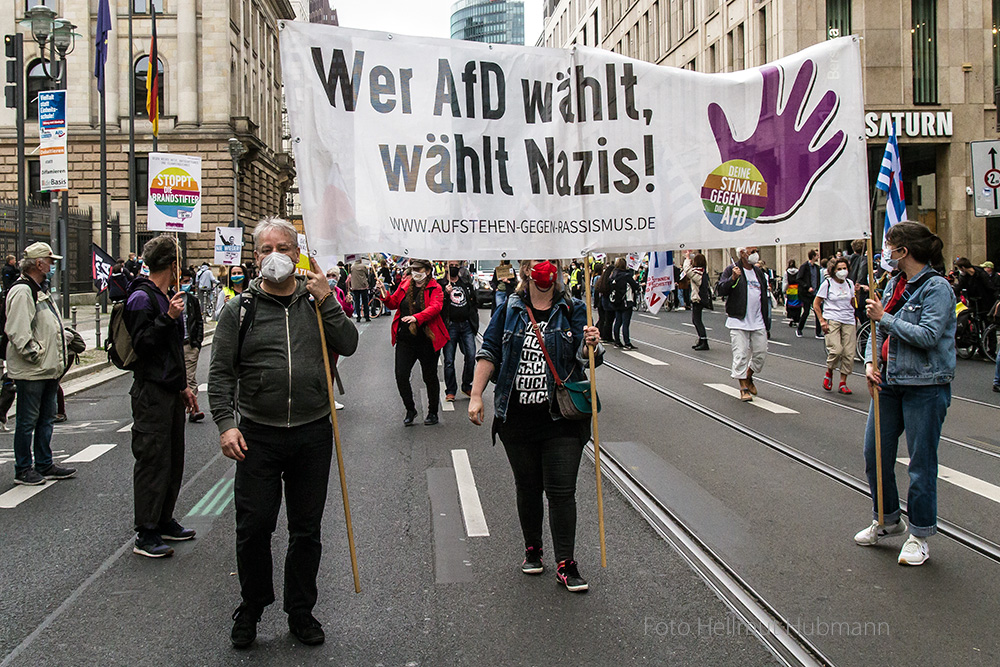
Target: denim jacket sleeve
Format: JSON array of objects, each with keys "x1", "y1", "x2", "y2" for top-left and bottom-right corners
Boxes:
[
  {"x1": 570, "y1": 297, "x2": 604, "y2": 368},
  {"x1": 878, "y1": 276, "x2": 954, "y2": 350}
]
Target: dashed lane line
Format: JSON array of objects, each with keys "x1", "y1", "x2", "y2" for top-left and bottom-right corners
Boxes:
[
  {"x1": 704, "y1": 383, "x2": 799, "y2": 414},
  {"x1": 898, "y1": 457, "x2": 1000, "y2": 504},
  {"x1": 621, "y1": 350, "x2": 669, "y2": 366},
  {"x1": 440, "y1": 391, "x2": 456, "y2": 412},
  {"x1": 451, "y1": 449, "x2": 489, "y2": 537},
  {"x1": 62, "y1": 444, "x2": 116, "y2": 464},
  {"x1": 638, "y1": 313, "x2": 660, "y2": 320},
  {"x1": 117, "y1": 422, "x2": 132, "y2": 433},
  {"x1": 0, "y1": 484, "x2": 50, "y2": 509}
]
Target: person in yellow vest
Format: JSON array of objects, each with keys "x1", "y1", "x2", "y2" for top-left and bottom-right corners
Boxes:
[{"x1": 215, "y1": 265, "x2": 247, "y2": 320}]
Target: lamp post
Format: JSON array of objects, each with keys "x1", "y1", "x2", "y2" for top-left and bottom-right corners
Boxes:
[
  {"x1": 228, "y1": 138, "x2": 247, "y2": 265},
  {"x1": 22, "y1": 6, "x2": 77, "y2": 317}
]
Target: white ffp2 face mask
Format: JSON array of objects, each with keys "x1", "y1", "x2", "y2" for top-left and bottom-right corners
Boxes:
[
  {"x1": 746, "y1": 252, "x2": 760, "y2": 265},
  {"x1": 260, "y1": 252, "x2": 296, "y2": 283},
  {"x1": 836, "y1": 269, "x2": 849, "y2": 280}
]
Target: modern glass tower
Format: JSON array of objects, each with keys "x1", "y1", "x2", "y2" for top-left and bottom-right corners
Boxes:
[{"x1": 450, "y1": 0, "x2": 524, "y2": 45}]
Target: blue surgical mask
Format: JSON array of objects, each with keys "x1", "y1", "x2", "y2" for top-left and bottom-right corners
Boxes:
[
  {"x1": 181, "y1": 283, "x2": 193, "y2": 292},
  {"x1": 884, "y1": 247, "x2": 900, "y2": 270},
  {"x1": 46, "y1": 261, "x2": 56, "y2": 278},
  {"x1": 231, "y1": 274, "x2": 245, "y2": 284}
]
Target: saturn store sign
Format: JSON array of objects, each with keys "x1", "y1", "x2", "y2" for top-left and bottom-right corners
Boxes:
[{"x1": 865, "y1": 110, "x2": 953, "y2": 138}]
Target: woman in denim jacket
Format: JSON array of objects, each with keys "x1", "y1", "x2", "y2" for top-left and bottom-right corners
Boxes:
[
  {"x1": 855, "y1": 222, "x2": 955, "y2": 566},
  {"x1": 469, "y1": 259, "x2": 603, "y2": 592}
]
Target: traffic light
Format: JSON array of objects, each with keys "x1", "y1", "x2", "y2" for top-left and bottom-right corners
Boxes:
[{"x1": 5, "y1": 33, "x2": 22, "y2": 110}]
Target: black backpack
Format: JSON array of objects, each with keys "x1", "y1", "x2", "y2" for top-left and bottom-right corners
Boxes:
[
  {"x1": 610, "y1": 273, "x2": 633, "y2": 307},
  {"x1": 0, "y1": 278, "x2": 37, "y2": 360},
  {"x1": 106, "y1": 284, "x2": 158, "y2": 370}
]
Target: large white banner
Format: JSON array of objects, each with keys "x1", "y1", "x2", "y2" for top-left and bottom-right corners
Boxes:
[
  {"x1": 280, "y1": 23, "x2": 869, "y2": 260},
  {"x1": 147, "y1": 153, "x2": 203, "y2": 234}
]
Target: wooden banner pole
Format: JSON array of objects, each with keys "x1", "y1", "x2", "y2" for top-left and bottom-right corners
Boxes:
[
  {"x1": 583, "y1": 255, "x2": 607, "y2": 567},
  {"x1": 866, "y1": 236, "x2": 884, "y2": 527},
  {"x1": 305, "y1": 240, "x2": 362, "y2": 593}
]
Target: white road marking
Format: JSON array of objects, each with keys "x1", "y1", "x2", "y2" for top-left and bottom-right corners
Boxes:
[
  {"x1": 639, "y1": 313, "x2": 659, "y2": 320},
  {"x1": 768, "y1": 339, "x2": 791, "y2": 347},
  {"x1": 681, "y1": 323, "x2": 712, "y2": 331},
  {"x1": 117, "y1": 422, "x2": 133, "y2": 433},
  {"x1": 622, "y1": 350, "x2": 668, "y2": 366},
  {"x1": 198, "y1": 383, "x2": 208, "y2": 393},
  {"x1": 451, "y1": 449, "x2": 489, "y2": 537},
  {"x1": 440, "y1": 391, "x2": 455, "y2": 412},
  {"x1": 0, "y1": 483, "x2": 53, "y2": 509},
  {"x1": 705, "y1": 383, "x2": 799, "y2": 414},
  {"x1": 62, "y1": 444, "x2": 116, "y2": 464},
  {"x1": 898, "y1": 458, "x2": 1000, "y2": 504}
]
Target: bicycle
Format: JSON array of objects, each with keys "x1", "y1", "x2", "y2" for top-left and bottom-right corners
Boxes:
[{"x1": 956, "y1": 298, "x2": 999, "y2": 361}]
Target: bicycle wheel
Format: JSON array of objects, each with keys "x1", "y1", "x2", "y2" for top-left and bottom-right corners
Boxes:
[
  {"x1": 956, "y1": 318, "x2": 979, "y2": 360},
  {"x1": 855, "y1": 320, "x2": 871, "y2": 363},
  {"x1": 982, "y1": 323, "x2": 998, "y2": 363}
]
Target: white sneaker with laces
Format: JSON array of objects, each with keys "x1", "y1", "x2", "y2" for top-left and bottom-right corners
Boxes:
[
  {"x1": 854, "y1": 519, "x2": 907, "y2": 546},
  {"x1": 898, "y1": 535, "x2": 929, "y2": 565}
]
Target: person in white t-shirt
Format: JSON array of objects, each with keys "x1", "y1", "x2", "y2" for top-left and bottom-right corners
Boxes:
[
  {"x1": 716, "y1": 247, "x2": 771, "y2": 402},
  {"x1": 813, "y1": 257, "x2": 859, "y2": 394}
]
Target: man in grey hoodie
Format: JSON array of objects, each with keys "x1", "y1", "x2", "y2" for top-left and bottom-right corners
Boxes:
[{"x1": 209, "y1": 217, "x2": 358, "y2": 649}]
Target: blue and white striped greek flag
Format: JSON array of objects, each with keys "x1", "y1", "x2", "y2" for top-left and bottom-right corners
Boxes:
[{"x1": 875, "y1": 125, "x2": 906, "y2": 270}]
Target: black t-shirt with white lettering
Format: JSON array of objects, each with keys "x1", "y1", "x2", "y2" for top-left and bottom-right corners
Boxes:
[{"x1": 507, "y1": 307, "x2": 553, "y2": 427}]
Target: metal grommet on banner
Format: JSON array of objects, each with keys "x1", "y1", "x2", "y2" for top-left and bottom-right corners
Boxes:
[
  {"x1": 294, "y1": 137, "x2": 301, "y2": 144},
  {"x1": 679, "y1": 243, "x2": 685, "y2": 248},
  {"x1": 278, "y1": 21, "x2": 285, "y2": 30},
  {"x1": 501, "y1": 252, "x2": 507, "y2": 258},
  {"x1": 387, "y1": 34, "x2": 393, "y2": 40},
  {"x1": 774, "y1": 238, "x2": 780, "y2": 243}
]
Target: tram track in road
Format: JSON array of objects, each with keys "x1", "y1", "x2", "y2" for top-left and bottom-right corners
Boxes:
[
  {"x1": 587, "y1": 442, "x2": 832, "y2": 667},
  {"x1": 601, "y1": 360, "x2": 1000, "y2": 568},
  {"x1": 633, "y1": 317, "x2": 1000, "y2": 411},
  {"x1": 628, "y1": 322, "x2": 1000, "y2": 461}
]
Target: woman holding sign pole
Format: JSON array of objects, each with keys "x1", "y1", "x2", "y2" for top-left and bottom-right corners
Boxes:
[
  {"x1": 469, "y1": 259, "x2": 603, "y2": 593},
  {"x1": 856, "y1": 222, "x2": 955, "y2": 566}
]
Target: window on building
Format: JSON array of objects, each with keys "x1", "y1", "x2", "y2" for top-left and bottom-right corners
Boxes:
[
  {"x1": 682, "y1": 0, "x2": 695, "y2": 35},
  {"x1": 133, "y1": 56, "x2": 164, "y2": 117},
  {"x1": 734, "y1": 23, "x2": 745, "y2": 71},
  {"x1": 27, "y1": 158, "x2": 50, "y2": 204},
  {"x1": 708, "y1": 43, "x2": 718, "y2": 73},
  {"x1": 25, "y1": 0, "x2": 56, "y2": 9},
  {"x1": 132, "y1": 0, "x2": 164, "y2": 13},
  {"x1": 911, "y1": 0, "x2": 937, "y2": 104},
  {"x1": 758, "y1": 7, "x2": 768, "y2": 65},
  {"x1": 133, "y1": 155, "x2": 149, "y2": 207},
  {"x1": 826, "y1": 0, "x2": 850, "y2": 40},
  {"x1": 993, "y1": 0, "x2": 1000, "y2": 88},
  {"x1": 26, "y1": 59, "x2": 61, "y2": 120}
]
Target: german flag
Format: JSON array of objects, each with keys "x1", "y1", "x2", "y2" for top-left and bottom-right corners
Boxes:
[{"x1": 145, "y1": 7, "x2": 158, "y2": 137}]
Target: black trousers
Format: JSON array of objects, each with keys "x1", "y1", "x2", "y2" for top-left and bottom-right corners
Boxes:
[
  {"x1": 798, "y1": 293, "x2": 820, "y2": 335},
  {"x1": 351, "y1": 289, "x2": 370, "y2": 320},
  {"x1": 130, "y1": 379, "x2": 186, "y2": 531},
  {"x1": 499, "y1": 424, "x2": 586, "y2": 563},
  {"x1": 692, "y1": 302, "x2": 707, "y2": 339},
  {"x1": 394, "y1": 335, "x2": 440, "y2": 414},
  {"x1": 235, "y1": 417, "x2": 333, "y2": 616}
]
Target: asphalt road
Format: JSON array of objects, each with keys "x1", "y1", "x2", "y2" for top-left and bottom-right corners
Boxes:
[{"x1": 1, "y1": 304, "x2": 997, "y2": 666}]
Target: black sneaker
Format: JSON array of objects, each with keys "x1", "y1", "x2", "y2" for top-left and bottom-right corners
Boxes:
[
  {"x1": 188, "y1": 411, "x2": 205, "y2": 423},
  {"x1": 423, "y1": 412, "x2": 439, "y2": 426},
  {"x1": 555, "y1": 559, "x2": 589, "y2": 592},
  {"x1": 521, "y1": 546, "x2": 544, "y2": 575},
  {"x1": 403, "y1": 409, "x2": 418, "y2": 426},
  {"x1": 14, "y1": 468, "x2": 45, "y2": 486},
  {"x1": 994, "y1": 384, "x2": 1000, "y2": 393},
  {"x1": 53, "y1": 413, "x2": 67, "y2": 423},
  {"x1": 231, "y1": 603, "x2": 261, "y2": 649},
  {"x1": 159, "y1": 518, "x2": 196, "y2": 541},
  {"x1": 36, "y1": 464, "x2": 76, "y2": 480},
  {"x1": 623, "y1": 344, "x2": 637, "y2": 351},
  {"x1": 288, "y1": 612, "x2": 325, "y2": 645},
  {"x1": 133, "y1": 530, "x2": 175, "y2": 558}
]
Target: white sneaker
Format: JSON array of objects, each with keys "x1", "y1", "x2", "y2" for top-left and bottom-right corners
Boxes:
[
  {"x1": 335, "y1": 401, "x2": 344, "y2": 410},
  {"x1": 854, "y1": 519, "x2": 907, "y2": 546},
  {"x1": 898, "y1": 535, "x2": 929, "y2": 565}
]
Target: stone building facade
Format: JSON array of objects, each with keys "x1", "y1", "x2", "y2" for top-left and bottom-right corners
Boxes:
[
  {"x1": 0, "y1": 0, "x2": 296, "y2": 265},
  {"x1": 541, "y1": 0, "x2": 1000, "y2": 270}
]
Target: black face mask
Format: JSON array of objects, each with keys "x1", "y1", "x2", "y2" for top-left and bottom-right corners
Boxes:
[{"x1": 449, "y1": 266, "x2": 460, "y2": 278}]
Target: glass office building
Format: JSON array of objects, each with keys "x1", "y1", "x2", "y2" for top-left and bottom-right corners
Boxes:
[{"x1": 451, "y1": 0, "x2": 524, "y2": 44}]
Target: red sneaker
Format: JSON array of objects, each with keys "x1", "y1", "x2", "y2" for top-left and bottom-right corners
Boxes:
[
  {"x1": 839, "y1": 383, "x2": 852, "y2": 395},
  {"x1": 823, "y1": 370, "x2": 833, "y2": 391}
]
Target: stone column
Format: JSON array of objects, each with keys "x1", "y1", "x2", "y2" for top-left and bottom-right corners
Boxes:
[{"x1": 176, "y1": 0, "x2": 197, "y2": 125}]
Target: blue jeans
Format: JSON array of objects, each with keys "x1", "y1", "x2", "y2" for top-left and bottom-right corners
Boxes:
[
  {"x1": 613, "y1": 307, "x2": 633, "y2": 346},
  {"x1": 994, "y1": 351, "x2": 1000, "y2": 387},
  {"x1": 495, "y1": 290, "x2": 509, "y2": 310},
  {"x1": 13, "y1": 378, "x2": 59, "y2": 474},
  {"x1": 443, "y1": 320, "x2": 476, "y2": 396},
  {"x1": 863, "y1": 383, "x2": 951, "y2": 537},
  {"x1": 675, "y1": 288, "x2": 686, "y2": 308}
]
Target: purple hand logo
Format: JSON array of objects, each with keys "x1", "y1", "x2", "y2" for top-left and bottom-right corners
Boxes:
[{"x1": 707, "y1": 59, "x2": 846, "y2": 222}]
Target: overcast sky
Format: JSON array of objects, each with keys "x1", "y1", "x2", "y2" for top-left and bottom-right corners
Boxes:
[{"x1": 333, "y1": 0, "x2": 544, "y2": 45}]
